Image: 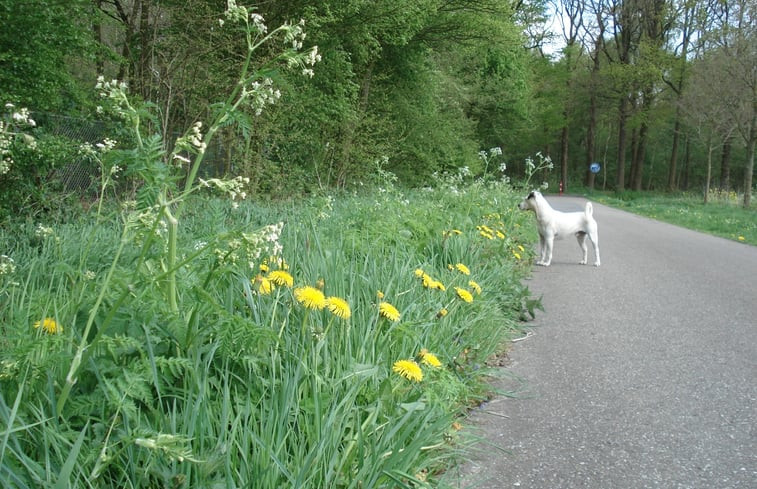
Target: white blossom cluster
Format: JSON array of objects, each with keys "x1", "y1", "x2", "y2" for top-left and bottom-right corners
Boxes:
[
  {"x1": 0, "y1": 254, "x2": 16, "y2": 276},
  {"x1": 523, "y1": 152, "x2": 553, "y2": 190},
  {"x1": 35, "y1": 223, "x2": 55, "y2": 240},
  {"x1": 222, "y1": 0, "x2": 251, "y2": 25},
  {"x1": 1, "y1": 103, "x2": 37, "y2": 175},
  {"x1": 172, "y1": 121, "x2": 207, "y2": 164},
  {"x1": 10, "y1": 107, "x2": 36, "y2": 127},
  {"x1": 95, "y1": 76, "x2": 130, "y2": 119},
  {"x1": 214, "y1": 221, "x2": 284, "y2": 270},
  {"x1": 285, "y1": 20, "x2": 322, "y2": 76},
  {"x1": 81, "y1": 138, "x2": 118, "y2": 157},
  {"x1": 80, "y1": 138, "x2": 122, "y2": 177},
  {"x1": 246, "y1": 78, "x2": 282, "y2": 116},
  {"x1": 221, "y1": 2, "x2": 268, "y2": 36},
  {"x1": 199, "y1": 176, "x2": 250, "y2": 207},
  {"x1": 250, "y1": 13, "x2": 267, "y2": 34}
]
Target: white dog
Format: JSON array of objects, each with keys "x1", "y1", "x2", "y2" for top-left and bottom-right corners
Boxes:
[{"x1": 518, "y1": 191, "x2": 600, "y2": 267}]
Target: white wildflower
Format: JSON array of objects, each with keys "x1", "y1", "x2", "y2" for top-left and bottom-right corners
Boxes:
[
  {"x1": 35, "y1": 223, "x2": 55, "y2": 239},
  {"x1": 0, "y1": 255, "x2": 16, "y2": 276}
]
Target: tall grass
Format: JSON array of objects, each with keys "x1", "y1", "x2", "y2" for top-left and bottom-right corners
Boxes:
[{"x1": 0, "y1": 179, "x2": 536, "y2": 488}]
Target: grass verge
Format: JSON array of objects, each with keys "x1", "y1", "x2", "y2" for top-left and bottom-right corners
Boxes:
[
  {"x1": 0, "y1": 181, "x2": 538, "y2": 488},
  {"x1": 581, "y1": 190, "x2": 756, "y2": 246}
]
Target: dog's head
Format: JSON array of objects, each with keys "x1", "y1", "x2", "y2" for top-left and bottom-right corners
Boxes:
[{"x1": 518, "y1": 191, "x2": 541, "y2": 211}]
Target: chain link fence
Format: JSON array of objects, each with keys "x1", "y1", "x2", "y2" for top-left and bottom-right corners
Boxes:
[
  {"x1": 34, "y1": 112, "x2": 228, "y2": 194},
  {"x1": 34, "y1": 112, "x2": 106, "y2": 192}
]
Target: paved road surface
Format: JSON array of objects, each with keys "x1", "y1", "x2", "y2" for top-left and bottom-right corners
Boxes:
[{"x1": 456, "y1": 196, "x2": 757, "y2": 488}]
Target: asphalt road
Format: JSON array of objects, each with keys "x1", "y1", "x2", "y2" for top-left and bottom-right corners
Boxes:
[{"x1": 456, "y1": 195, "x2": 757, "y2": 489}]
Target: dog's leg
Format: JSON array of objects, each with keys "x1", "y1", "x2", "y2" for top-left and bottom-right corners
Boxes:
[
  {"x1": 577, "y1": 233, "x2": 589, "y2": 265},
  {"x1": 537, "y1": 233, "x2": 547, "y2": 265},
  {"x1": 590, "y1": 231, "x2": 600, "y2": 267},
  {"x1": 542, "y1": 233, "x2": 554, "y2": 266}
]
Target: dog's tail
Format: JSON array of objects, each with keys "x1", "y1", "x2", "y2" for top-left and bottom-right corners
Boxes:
[{"x1": 585, "y1": 201, "x2": 593, "y2": 217}]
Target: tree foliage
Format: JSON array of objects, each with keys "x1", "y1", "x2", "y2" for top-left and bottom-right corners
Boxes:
[{"x1": 0, "y1": 0, "x2": 755, "y2": 205}]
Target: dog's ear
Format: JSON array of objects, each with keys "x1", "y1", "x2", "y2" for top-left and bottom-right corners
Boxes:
[{"x1": 527, "y1": 191, "x2": 535, "y2": 199}]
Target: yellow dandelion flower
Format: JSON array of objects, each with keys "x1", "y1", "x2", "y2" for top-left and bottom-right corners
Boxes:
[
  {"x1": 392, "y1": 359, "x2": 423, "y2": 382},
  {"x1": 437, "y1": 308, "x2": 448, "y2": 318},
  {"x1": 254, "y1": 275, "x2": 274, "y2": 295},
  {"x1": 469, "y1": 280, "x2": 482, "y2": 295},
  {"x1": 376, "y1": 290, "x2": 385, "y2": 300},
  {"x1": 455, "y1": 263, "x2": 471, "y2": 275},
  {"x1": 379, "y1": 301, "x2": 401, "y2": 322},
  {"x1": 513, "y1": 251, "x2": 522, "y2": 260},
  {"x1": 34, "y1": 318, "x2": 62, "y2": 334},
  {"x1": 259, "y1": 262, "x2": 270, "y2": 273},
  {"x1": 452, "y1": 229, "x2": 462, "y2": 235},
  {"x1": 430, "y1": 280, "x2": 446, "y2": 291},
  {"x1": 496, "y1": 231, "x2": 506, "y2": 239},
  {"x1": 294, "y1": 286, "x2": 326, "y2": 310},
  {"x1": 419, "y1": 349, "x2": 442, "y2": 368},
  {"x1": 518, "y1": 244, "x2": 525, "y2": 252},
  {"x1": 268, "y1": 270, "x2": 294, "y2": 288},
  {"x1": 738, "y1": 236, "x2": 745, "y2": 242},
  {"x1": 479, "y1": 231, "x2": 494, "y2": 239},
  {"x1": 455, "y1": 287, "x2": 474, "y2": 303},
  {"x1": 325, "y1": 296, "x2": 351, "y2": 319},
  {"x1": 421, "y1": 273, "x2": 433, "y2": 288},
  {"x1": 414, "y1": 268, "x2": 425, "y2": 278}
]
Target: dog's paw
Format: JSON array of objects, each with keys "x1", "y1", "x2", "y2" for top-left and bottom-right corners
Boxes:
[
  {"x1": 579, "y1": 260, "x2": 587, "y2": 265},
  {"x1": 593, "y1": 261, "x2": 600, "y2": 267}
]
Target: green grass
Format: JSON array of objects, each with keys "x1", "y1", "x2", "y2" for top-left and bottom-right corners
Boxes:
[
  {"x1": 0, "y1": 181, "x2": 538, "y2": 488},
  {"x1": 584, "y1": 190, "x2": 756, "y2": 246}
]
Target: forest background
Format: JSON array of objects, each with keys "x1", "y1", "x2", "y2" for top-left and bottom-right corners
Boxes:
[{"x1": 1, "y1": 0, "x2": 755, "y2": 215}]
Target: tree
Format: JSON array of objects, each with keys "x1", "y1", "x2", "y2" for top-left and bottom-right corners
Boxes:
[
  {"x1": 702, "y1": 0, "x2": 756, "y2": 206},
  {"x1": 0, "y1": 0, "x2": 95, "y2": 111},
  {"x1": 680, "y1": 51, "x2": 738, "y2": 203}
]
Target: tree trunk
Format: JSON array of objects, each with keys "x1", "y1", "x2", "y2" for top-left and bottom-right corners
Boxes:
[
  {"x1": 744, "y1": 110, "x2": 755, "y2": 208},
  {"x1": 632, "y1": 121, "x2": 648, "y2": 191},
  {"x1": 585, "y1": 89, "x2": 597, "y2": 189},
  {"x1": 560, "y1": 123, "x2": 569, "y2": 193},
  {"x1": 668, "y1": 117, "x2": 681, "y2": 190},
  {"x1": 139, "y1": 0, "x2": 151, "y2": 99},
  {"x1": 667, "y1": 3, "x2": 693, "y2": 191},
  {"x1": 93, "y1": 0, "x2": 104, "y2": 74},
  {"x1": 704, "y1": 141, "x2": 713, "y2": 204},
  {"x1": 616, "y1": 96, "x2": 630, "y2": 189},
  {"x1": 629, "y1": 124, "x2": 639, "y2": 189},
  {"x1": 719, "y1": 139, "x2": 732, "y2": 191},
  {"x1": 681, "y1": 136, "x2": 690, "y2": 190},
  {"x1": 585, "y1": 32, "x2": 603, "y2": 190}
]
